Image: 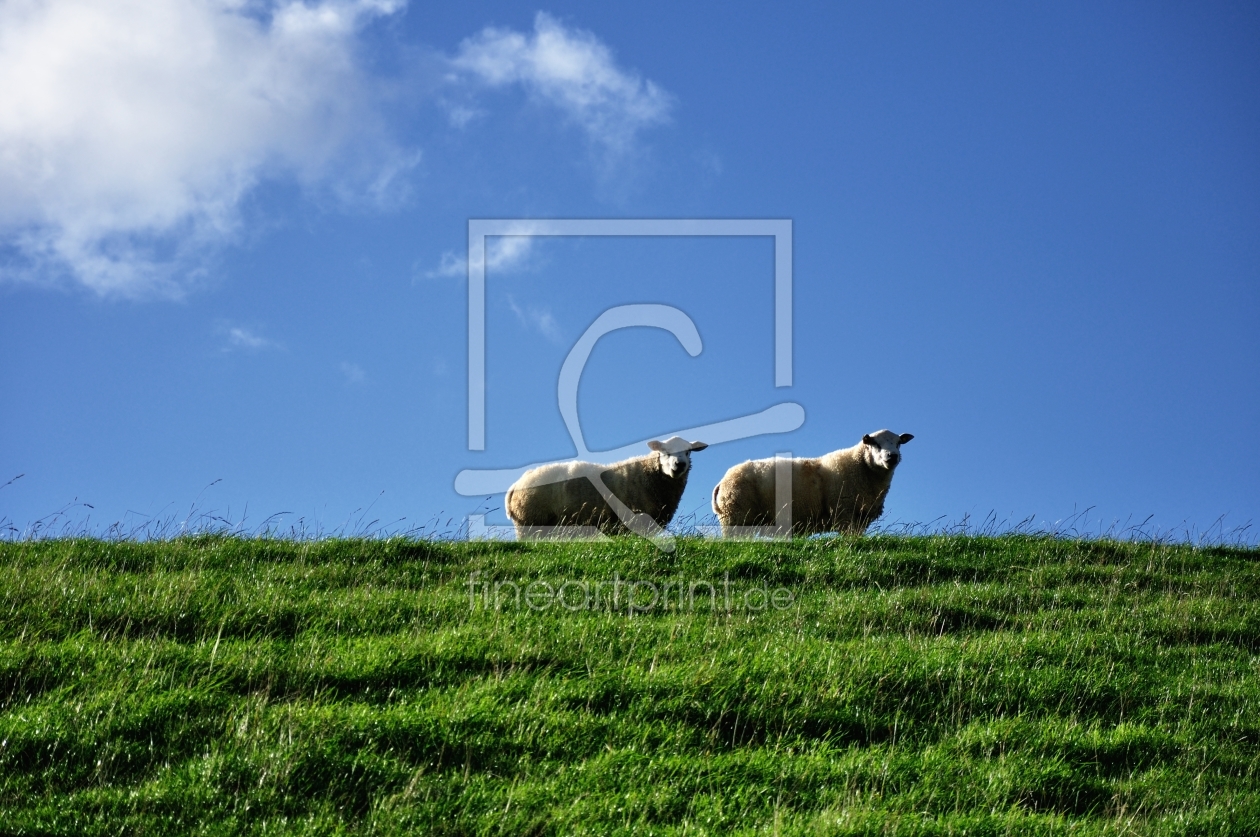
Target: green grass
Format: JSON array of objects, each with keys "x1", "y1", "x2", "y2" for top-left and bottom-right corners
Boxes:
[{"x1": 1, "y1": 534, "x2": 1258, "y2": 835}]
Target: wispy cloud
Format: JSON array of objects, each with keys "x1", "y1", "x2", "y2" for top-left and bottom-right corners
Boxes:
[
  {"x1": 220, "y1": 324, "x2": 280, "y2": 352},
  {"x1": 444, "y1": 103, "x2": 484, "y2": 129},
  {"x1": 507, "y1": 295, "x2": 561, "y2": 342},
  {"x1": 422, "y1": 221, "x2": 547, "y2": 280},
  {"x1": 450, "y1": 12, "x2": 672, "y2": 163},
  {"x1": 339, "y1": 361, "x2": 367, "y2": 384},
  {"x1": 0, "y1": 0, "x2": 414, "y2": 298}
]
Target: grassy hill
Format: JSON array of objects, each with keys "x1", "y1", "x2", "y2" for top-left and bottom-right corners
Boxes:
[{"x1": 2, "y1": 534, "x2": 1258, "y2": 835}]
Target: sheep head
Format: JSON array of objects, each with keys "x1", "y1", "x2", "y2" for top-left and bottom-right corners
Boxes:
[
  {"x1": 861, "y1": 430, "x2": 914, "y2": 471},
  {"x1": 647, "y1": 437, "x2": 709, "y2": 479}
]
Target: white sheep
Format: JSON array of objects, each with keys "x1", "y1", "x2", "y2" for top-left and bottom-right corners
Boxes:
[
  {"x1": 506, "y1": 437, "x2": 709, "y2": 539},
  {"x1": 711, "y1": 430, "x2": 913, "y2": 536}
]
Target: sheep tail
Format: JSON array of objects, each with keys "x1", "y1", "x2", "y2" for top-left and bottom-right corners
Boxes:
[{"x1": 711, "y1": 482, "x2": 722, "y2": 516}]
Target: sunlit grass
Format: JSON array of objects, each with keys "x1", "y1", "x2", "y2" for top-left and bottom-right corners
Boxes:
[{"x1": 2, "y1": 535, "x2": 1258, "y2": 834}]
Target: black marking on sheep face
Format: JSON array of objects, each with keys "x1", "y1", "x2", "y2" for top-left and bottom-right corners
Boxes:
[
  {"x1": 861, "y1": 430, "x2": 913, "y2": 472},
  {"x1": 647, "y1": 437, "x2": 709, "y2": 480}
]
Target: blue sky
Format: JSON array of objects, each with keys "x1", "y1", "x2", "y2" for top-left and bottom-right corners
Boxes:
[{"x1": 2, "y1": 1, "x2": 1257, "y2": 541}]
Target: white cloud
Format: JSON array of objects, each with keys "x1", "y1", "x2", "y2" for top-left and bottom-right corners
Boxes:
[
  {"x1": 221, "y1": 324, "x2": 279, "y2": 352},
  {"x1": 451, "y1": 12, "x2": 672, "y2": 161},
  {"x1": 339, "y1": 361, "x2": 366, "y2": 383},
  {"x1": 507, "y1": 295, "x2": 561, "y2": 342},
  {"x1": 0, "y1": 0, "x2": 413, "y2": 298},
  {"x1": 422, "y1": 221, "x2": 546, "y2": 279},
  {"x1": 423, "y1": 251, "x2": 470, "y2": 280}
]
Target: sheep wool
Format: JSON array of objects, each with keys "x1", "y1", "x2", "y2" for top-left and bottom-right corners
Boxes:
[
  {"x1": 506, "y1": 437, "x2": 708, "y2": 539},
  {"x1": 712, "y1": 430, "x2": 913, "y2": 536}
]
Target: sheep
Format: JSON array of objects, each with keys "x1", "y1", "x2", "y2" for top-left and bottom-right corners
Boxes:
[
  {"x1": 506, "y1": 437, "x2": 708, "y2": 539},
  {"x1": 711, "y1": 430, "x2": 913, "y2": 537}
]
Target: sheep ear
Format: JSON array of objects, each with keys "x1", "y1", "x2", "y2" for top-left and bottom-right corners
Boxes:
[
  {"x1": 862, "y1": 434, "x2": 876, "y2": 446},
  {"x1": 899, "y1": 434, "x2": 914, "y2": 444},
  {"x1": 647, "y1": 440, "x2": 666, "y2": 452},
  {"x1": 689, "y1": 441, "x2": 708, "y2": 452}
]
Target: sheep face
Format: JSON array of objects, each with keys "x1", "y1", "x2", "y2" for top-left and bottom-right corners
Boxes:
[
  {"x1": 860, "y1": 430, "x2": 914, "y2": 471},
  {"x1": 647, "y1": 437, "x2": 709, "y2": 479}
]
